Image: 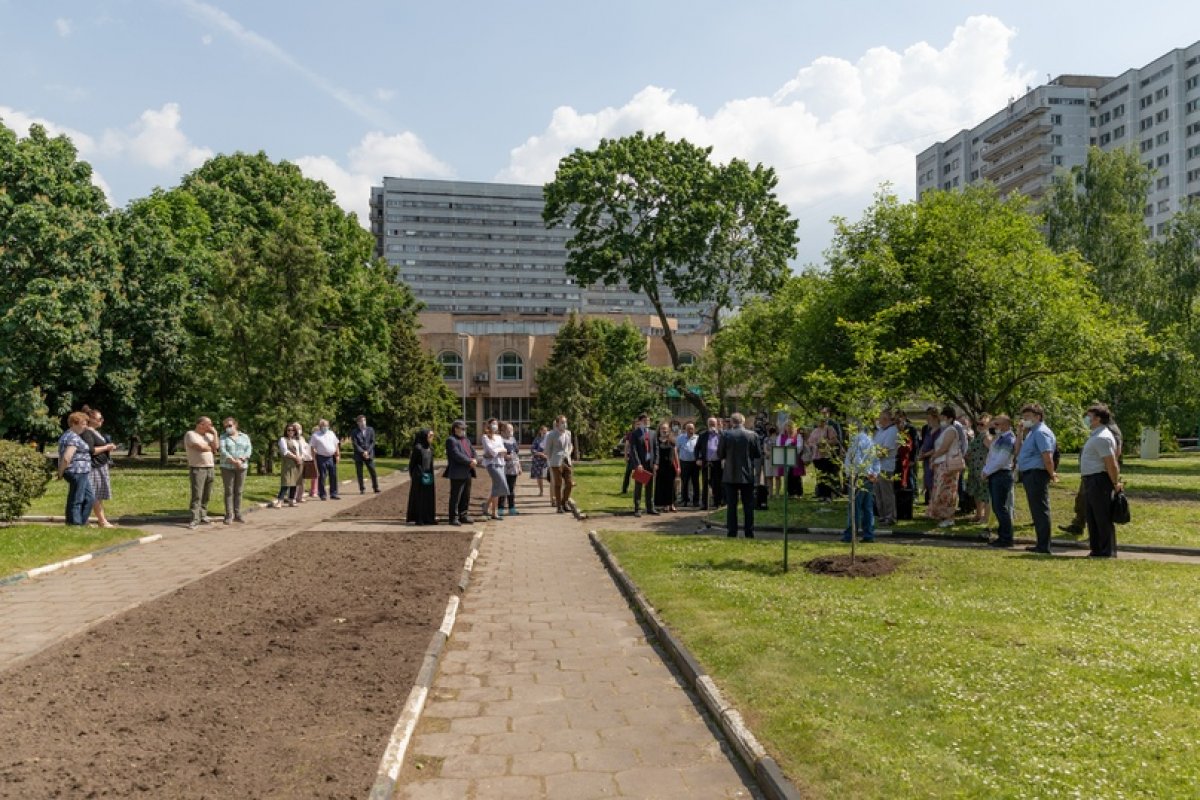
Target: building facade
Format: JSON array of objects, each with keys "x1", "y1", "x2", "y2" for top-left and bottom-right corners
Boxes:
[
  {"x1": 419, "y1": 312, "x2": 711, "y2": 442},
  {"x1": 917, "y1": 39, "x2": 1200, "y2": 237},
  {"x1": 369, "y1": 177, "x2": 711, "y2": 332}
]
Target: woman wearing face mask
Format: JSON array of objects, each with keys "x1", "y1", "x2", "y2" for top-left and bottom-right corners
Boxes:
[
  {"x1": 272, "y1": 423, "x2": 305, "y2": 508},
  {"x1": 219, "y1": 417, "x2": 253, "y2": 524},
  {"x1": 480, "y1": 417, "x2": 509, "y2": 521},
  {"x1": 407, "y1": 428, "x2": 438, "y2": 525},
  {"x1": 501, "y1": 422, "x2": 522, "y2": 515},
  {"x1": 295, "y1": 423, "x2": 315, "y2": 502},
  {"x1": 925, "y1": 406, "x2": 965, "y2": 527},
  {"x1": 966, "y1": 414, "x2": 993, "y2": 526},
  {"x1": 530, "y1": 425, "x2": 549, "y2": 495},
  {"x1": 654, "y1": 421, "x2": 680, "y2": 512},
  {"x1": 1079, "y1": 403, "x2": 1123, "y2": 557}
]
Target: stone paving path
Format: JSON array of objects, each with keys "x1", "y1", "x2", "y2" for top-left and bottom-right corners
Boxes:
[
  {"x1": 0, "y1": 474, "x2": 399, "y2": 671},
  {"x1": 398, "y1": 486, "x2": 760, "y2": 800}
]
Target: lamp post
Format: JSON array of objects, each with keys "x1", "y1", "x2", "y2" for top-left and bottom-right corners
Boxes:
[{"x1": 457, "y1": 333, "x2": 469, "y2": 424}]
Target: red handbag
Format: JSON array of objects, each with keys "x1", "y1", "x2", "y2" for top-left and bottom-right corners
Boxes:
[{"x1": 632, "y1": 465, "x2": 653, "y2": 485}]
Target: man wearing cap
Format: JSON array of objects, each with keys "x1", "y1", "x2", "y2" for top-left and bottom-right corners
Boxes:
[{"x1": 445, "y1": 420, "x2": 477, "y2": 525}]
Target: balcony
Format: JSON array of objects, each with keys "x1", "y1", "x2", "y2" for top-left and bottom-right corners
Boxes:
[
  {"x1": 981, "y1": 141, "x2": 1053, "y2": 178},
  {"x1": 983, "y1": 105, "x2": 1050, "y2": 145},
  {"x1": 981, "y1": 122, "x2": 1054, "y2": 163},
  {"x1": 994, "y1": 162, "x2": 1054, "y2": 197}
]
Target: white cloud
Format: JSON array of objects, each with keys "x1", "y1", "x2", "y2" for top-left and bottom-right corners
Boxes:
[
  {"x1": 54, "y1": 17, "x2": 71, "y2": 37},
  {"x1": 0, "y1": 105, "x2": 109, "y2": 199},
  {"x1": 99, "y1": 102, "x2": 213, "y2": 170},
  {"x1": 498, "y1": 15, "x2": 1034, "y2": 263},
  {"x1": 374, "y1": 87, "x2": 396, "y2": 102},
  {"x1": 295, "y1": 131, "x2": 454, "y2": 224},
  {"x1": 200, "y1": 33, "x2": 213, "y2": 45}
]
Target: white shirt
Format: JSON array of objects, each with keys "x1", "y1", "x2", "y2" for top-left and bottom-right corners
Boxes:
[
  {"x1": 309, "y1": 429, "x2": 340, "y2": 457},
  {"x1": 481, "y1": 433, "x2": 507, "y2": 465}
]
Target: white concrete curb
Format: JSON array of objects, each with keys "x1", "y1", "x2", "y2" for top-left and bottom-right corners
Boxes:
[
  {"x1": 368, "y1": 529, "x2": 483, "y2": 800},
  {"x1": 1, "y1": 534, "x2": 163, "y2": 588}
]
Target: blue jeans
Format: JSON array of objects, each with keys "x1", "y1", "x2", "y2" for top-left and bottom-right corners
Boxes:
[
  {"x1": 988, "y1": 470, "x2": 1014, "y2": 543},
  {"x1": 316, "y1": 454, "x2": 340, "y2": 498},
  {"x1": 843, "y1": 482, "x2": 875, "y2": 540},
  {"x1": 64, "y1": 471, "x2": 95, "y2": 525}
]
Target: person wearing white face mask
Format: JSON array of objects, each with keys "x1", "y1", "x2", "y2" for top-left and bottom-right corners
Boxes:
[
  {"x1": 1079, "y1": 403, "x2": 1123, "y2": 557},
  {"x1": 480, "y1": 417, "x2": 509, "y2": 520},
  {"x1": 1016, "y1": 402, "x2": 1058, "y2": 553},
  {"x1": 544, "y1": 415, "x2": 575, "y2": 513},
  {"x1": 925, "y1": 406, "x2": 966, "y2": 527},
  {"x1": 219, "y1": 416, "x2": 252, "y2": 524},
  {"x1": 309, "y1": 419, "x2": 342, "y2": 500},
  {"x1": 695, "y1": 416, "x2": 724, "y2": 511}
]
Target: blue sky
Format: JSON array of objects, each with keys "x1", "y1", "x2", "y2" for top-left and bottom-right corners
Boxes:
[{"x1": 2, "y1": 1, "x2": 1199, "y2": 264}]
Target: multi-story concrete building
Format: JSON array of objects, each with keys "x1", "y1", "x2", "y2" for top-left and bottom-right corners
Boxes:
[
  {"x1": 917, "y1": 39, "x2": 1200, "y2": 237},
  {"x1": 369, "y1": 177, "x2": 711, "y2": 332}
]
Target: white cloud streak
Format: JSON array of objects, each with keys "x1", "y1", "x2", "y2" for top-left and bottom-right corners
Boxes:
[
  {"x1": 175, "y1": 0, "x2": 393, "y2": 129},
  {"x1": 54, "y1": 17, "x2": 72, "y2": 37}
]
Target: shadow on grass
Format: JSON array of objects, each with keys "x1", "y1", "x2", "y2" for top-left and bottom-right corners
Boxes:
[{"x1": 680, "y1": 557, "x2": 787, "y2": 577}]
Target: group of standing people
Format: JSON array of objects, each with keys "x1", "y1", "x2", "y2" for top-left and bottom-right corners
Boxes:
[{"x1": 55, "y1": 407, "x2": 116, "y2": 527}]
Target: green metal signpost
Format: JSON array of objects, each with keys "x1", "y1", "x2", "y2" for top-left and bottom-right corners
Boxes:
[{"x1": 771, "y1": 443, "x2": 798, "y2": 571}]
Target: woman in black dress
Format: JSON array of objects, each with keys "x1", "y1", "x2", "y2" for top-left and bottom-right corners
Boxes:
[
  {"x1": 653, "y1": 422, "x2": 680, "y2": 512},
  {"x1": 406, "y1": 428, "x2": 437, "y2": 525}
]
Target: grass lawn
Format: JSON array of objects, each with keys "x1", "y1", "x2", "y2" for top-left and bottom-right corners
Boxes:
[
  {"x1": 0, "y1": 524, "x2": 145, "y2": 577},
  {"x1": 715, "y1": 453, "x2": 1200, "y2": 549},
  {"x1": 569, "y1": 459, "x2": 632, "y2": 514},
  {"x1": 25, "y1": 455, "x2": 404, "y2": 519},
  {"x1": 600, "y1": 531, "x2": 1200, "y2": 799}
]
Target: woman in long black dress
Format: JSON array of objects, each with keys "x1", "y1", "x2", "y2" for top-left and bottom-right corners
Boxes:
[
  {"x1": 406, "y1": 428, "x2": 437, "y2": 525},
  {"x1": 653, "y1": 422, "x2": 680, "y2": 512}
]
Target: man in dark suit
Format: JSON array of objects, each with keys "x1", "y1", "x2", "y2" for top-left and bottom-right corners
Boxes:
[
  {"x1": 718, "y1": 413, "x2": 762, "y2": 538},
  {"x1": 444, "y1": 420, "x2": 477, "y2": 526},
  {"x1": 350, "y1": 415, "x2": 380, "y2": 494},
  {"x1": 628, "y1": 412, "x2": 659, "y2": 517},
  {"x1": 694, "y1": 416, "x2": 724, "y2": 511}
]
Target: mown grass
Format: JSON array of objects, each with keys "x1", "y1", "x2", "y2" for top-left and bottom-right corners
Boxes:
[
  {"x1": 568, "y1": 459, "x2": 632, "y2": 514},
  {"x1": 24, "y1": 455, "x2": 404, "y2": 519},
  {"x1": 600, "y1": 531, "x2": 1200, "y2": 799},
  {"x1": 717, "y1": 454, "x2": 1200, "y2": 548},
  {"x1": 0, "y1": 524, "x2": 145, "y2": 577}
]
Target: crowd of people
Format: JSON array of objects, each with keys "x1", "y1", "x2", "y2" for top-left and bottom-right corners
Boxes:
[{"x1": 54, "y1": 399, "x2": 1125, "y2": 557}]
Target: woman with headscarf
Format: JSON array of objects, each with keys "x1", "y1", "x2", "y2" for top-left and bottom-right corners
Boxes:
[{"x1": 407, "y1": 428, "x2": 437, "y2": 525}]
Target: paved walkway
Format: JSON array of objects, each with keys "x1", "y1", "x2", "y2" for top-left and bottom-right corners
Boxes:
[
  {"x1": 398, "y1": 486, "x2": 760, "y2": 800},
  {"x1": 0, "y1": 474, "x2": 400, "y2": 671}
]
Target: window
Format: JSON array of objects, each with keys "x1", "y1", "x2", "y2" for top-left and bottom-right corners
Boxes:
[
  {"x1": 1140, "y1": 96, "x2": 1154, "y2": 110},
  {"x1": 496, "y1": 352, "x2": 524, "y2": 382},
  {"x1": 1158, "y1": 176, "x2": 1171, "y2": 190},
  {"x1": 1099, "y1": 111, "x2": 1112, "y2": 125},
  {"x1": 1052, "y1": 155, "x2": 1064, "y2": 166},
  {"x1": 1155, "y1": 87, "x2": 1169, "y2": 101},
  {"x1": 1188, "y1": 75, "x2": 1200, "y2": 91},
  {"x1": 438, "y1": 351, "x2": 463, "y2": 381},
  {"x1": 1187, "y1": 122, "x2": 1200, "y2": 136},
  {"x1": 1158, "y1": 199, "x2": 1172, "y2": 214},
  {"x1": 1140, "y1": 138, "x2": 1154, "y2": 153},
  {"x1": 678, "y1": 352, "x2": 697, "y2": 367},
  {"x1": 1140, "y1": 117, "x2": 1154, "y2": 131},
  {"x1": 1190, "y1": 145, "x2": 1200, "y2": 160},
  {"x1": 1157, "y1": 154, "x2": 1170, "y2": 168},
  {"x1": 1050, "y1": 113, "x2": 1063, "y2": 125},
  {"x1": 1157, "y1": 132, "x2": 1171, "y2": 146},
  {"x1": 1051, "y1": 134, "x2": 1063, "y2": 146},
  {"x1": 1188, "y1": 99, "x2": 1200, "y2": 113},
  {"x1": 1156, "y1": 109, "x2": 1170, "y2": 123},
  {"x1": 1114, "y1": 103, "x2": 1126, "y2": 117},
  {"x1": 1188, "y1": 168, "x2": 1200, "y2": 183}
]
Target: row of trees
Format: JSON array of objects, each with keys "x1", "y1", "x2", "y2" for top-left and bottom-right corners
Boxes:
[
  {"x1": 700, "y1": 148, "x2": 1200, "y2": 445},
  {"x1": 0, "y1": 119, "x2": 456, "y2": 466}
]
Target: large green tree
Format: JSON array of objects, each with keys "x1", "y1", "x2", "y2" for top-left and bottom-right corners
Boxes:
[
  {"x1": 0, "y1": 120, "x2": 118, "y2": 441},
  {"x1": 542, "y1": 131, "x2": 798, "y2": 418},
  {"x1": 178, "y1": 153, "x2": 405, "y2": 468}
]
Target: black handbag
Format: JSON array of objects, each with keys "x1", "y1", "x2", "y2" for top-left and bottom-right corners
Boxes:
[{"x1": 1111, "y1": 490, "x2": 1131, "y2": 525}]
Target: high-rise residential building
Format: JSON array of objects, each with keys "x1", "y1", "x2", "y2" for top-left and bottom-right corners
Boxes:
[
  {"x1": 917, "y1": 39, "x2": 1200, "y2": 237},
  {"x1": 369, "y1": 177, "x2": 711, "y2": 331}
]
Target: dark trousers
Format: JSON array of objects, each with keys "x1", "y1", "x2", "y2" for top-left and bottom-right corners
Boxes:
[
  {"x1": 316, "y1": 454, "x2": 340, "y2": 498},
  {"x1": 988, "y1": 470, "x2": 1014, "y2": 544},
  {"x1": 1068, "y1": 484, "x2": 1087, "y2": 529},
  {"x1": 355, "y1": 455, "x2": 379, "y2": 492},
  {"x1": 64, "y1": 471, "x2": 95, "y2": 526},
  {"x1": 505, "y1": 474, "x2": 517, "y2": 510},
  {"x1": 679, "y1": 460, "x2": 699, "y2": 505},
  {"x1": 724, "y1": 482, "x2": 755, "y2": 537},
  {"x1": 1020, "y1": 469, "x2": 1052, "y2": 550},
  {"x1": 449, "y1": 477, "x2": 472, "y2": 521},
  {"x1": 633, "y1": 473, "x2": 655, "y2": 512},
  {"x1": 814, "y1": 458, "x2": 837, "y2": 499},
  {"x1": 1083, "y1": 473, "x2": 1117, "y2": 556},
  {"x1": 701, "y1": 462, "x2": 724, "y2": 509},
  {"x1": 622, "y1": 461, "x2": 634, "y2": 493}
]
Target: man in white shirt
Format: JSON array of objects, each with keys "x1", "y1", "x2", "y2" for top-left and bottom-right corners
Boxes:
[
  {"x1": 872, "y1": 410, "x2": 900, "y2": 525},
  {"x1": 184, "y1": 416, "x2": 220, "y2": 529},
  {"x1": 544, "y1": 415, "x2": 575, "y2": 513},
  {"x1": 309, "y1": 418, "x2": 342, "y2": 500}
]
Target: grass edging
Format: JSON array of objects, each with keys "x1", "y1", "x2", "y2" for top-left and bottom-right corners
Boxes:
[
  {"x1": 702, "y1": 521, "x2": 1200, "y2": 557},
  {"x1": 0, "y1": 533, "x2": 163, "y2": 588},
  {"x1": 588, "y1": 530, "x2": 803, "y2": 800},
  {"x1": 369, "y1": 529, "x2": 484, "y2": 800}
]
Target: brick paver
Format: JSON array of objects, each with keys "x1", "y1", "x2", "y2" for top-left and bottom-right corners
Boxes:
[
  {"x1": 0, "y1": 475, "x2": 400, "y2": 672},
  {"x1": 400, "y1": 486, "x2": 760, "y2": 799}
]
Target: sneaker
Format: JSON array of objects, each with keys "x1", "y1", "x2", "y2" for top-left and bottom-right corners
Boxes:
[
  {"x1": 490, "y1": 514, "x2": 502, "y2": 521},
  {"x1": 634, "y1": 510, "x2": 642, "y2": 518},
  {"x1": 509, "y1": 508, "x2": 520, "y2": 516},
  {"x1": 459, "y1": 516, "x2": 473, "y2": 524},
  {"x1": 288, "y1": 500, "x2": 297, "y2": 507},
  {"x1": 938, "y1": 519, "x2": 955, "y2": 528},
  {"x1": 449, "y1": 519, "x2": 461, "y2": 526},
  {"x1": 840, "y1": 534, "x2": 852, "y2": 543},
  {"x1": 234, "y1": 516, "x2": 245, "y2": 523},
  {"x1": 200, "y1": 517, "x2": 213, "y2": 525},
  {"x1": 269, "y1": 500, "x2": 281, "y2": 509},
  {"x1": 556, "y1": 506, "x2": 565, "y2": 514},
  {"x1": 223, "y1": 517, "x2": 232, "y2": 525},
  {"x1": 187, "y1": 521, "x2": 198, "y2": 530}
]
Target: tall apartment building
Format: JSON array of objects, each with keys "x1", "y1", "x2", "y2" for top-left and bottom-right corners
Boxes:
[
  {"x1": 917, "y1": 38, "x2": 1200, "y2": 237},
  {"x1": 369, "y1": 177, "x2": 711, "y2": 331}
]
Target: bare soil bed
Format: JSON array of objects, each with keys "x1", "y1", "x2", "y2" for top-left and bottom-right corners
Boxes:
[
  {"x1": 805, "y1": 553, "x2": 904, "y2": 578},
  {"x1": 0, "y1": 529, "x2": 472, "y2": 799},
  {"x1": 336, "y1": 472, "x2": 529, "y2": 521}
]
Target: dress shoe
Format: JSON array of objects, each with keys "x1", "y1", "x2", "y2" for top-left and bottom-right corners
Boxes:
[
  {"x1": 1024, "y1": 545, "x2": 1052, "y2": 554},
  {"x1": 988, "y1": 540, "x2": 1014, "y2": 548}
]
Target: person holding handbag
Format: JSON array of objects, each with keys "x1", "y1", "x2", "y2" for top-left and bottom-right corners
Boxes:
[
  {"x1": 926, "y1": 405, "x2": 966, "y2": 527},
  {"x1": 407, "y1": 428, "x2": 437, "y2": 525},
  {"x1": 629, "y1": 413, "x2": 659, "y2": 517}
]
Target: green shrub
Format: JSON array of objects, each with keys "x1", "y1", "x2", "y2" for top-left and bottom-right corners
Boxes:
[{"x1": 0, "y1": 440, "x2": 52, "y2": 521}]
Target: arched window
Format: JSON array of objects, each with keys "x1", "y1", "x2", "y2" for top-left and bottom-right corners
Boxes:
[
  {"x1": 678, "y1": 351, "x2": 697, "y2": 367},
  {"x1": 496, "y1": 352, "x2": 524, "y2": 382},
  {"x1": 438, "y1": 351, "x2": 463, "y2": 381}
]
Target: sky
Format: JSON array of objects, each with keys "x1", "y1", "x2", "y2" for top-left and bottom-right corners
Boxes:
[{"x1": 3, "y1": 1, "x2": 1199, "y2": 266}]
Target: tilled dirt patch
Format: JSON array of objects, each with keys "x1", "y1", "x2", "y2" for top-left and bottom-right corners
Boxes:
[
  {"x1": 0, "y1": 530, "x2": 472, "y2": 799},
  {"x1": 337, "y1": 472, "x2": 534, "y2": 521},
  {"x1": 805, "y1": 553, "x2": 904, "y2": 578}
]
